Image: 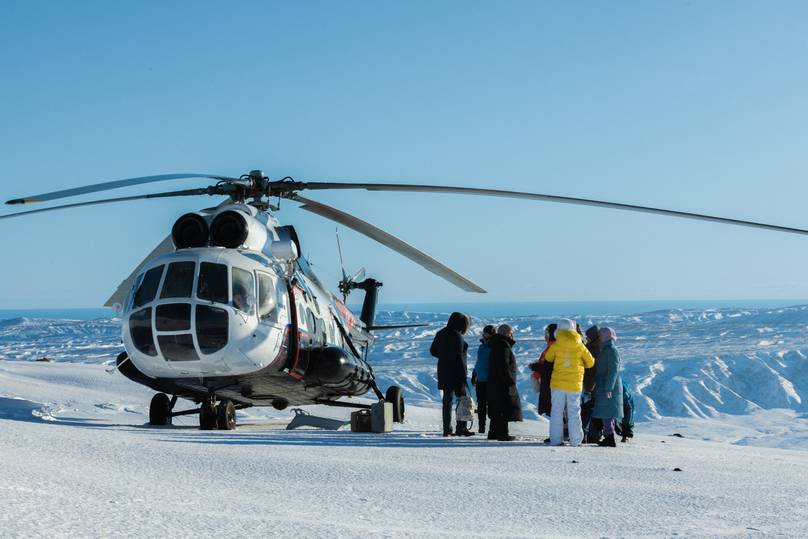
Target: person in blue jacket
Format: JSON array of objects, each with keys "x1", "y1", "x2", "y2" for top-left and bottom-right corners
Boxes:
[
  {"x1": 616, "y1": 381, "x2": 635, "y2": 442},
  {"x1": 471, "y1": 325, "x2": 495, "y2": 434},
  {"x1": 592, "y1": 326, "x2": 624, "y2": 447}
]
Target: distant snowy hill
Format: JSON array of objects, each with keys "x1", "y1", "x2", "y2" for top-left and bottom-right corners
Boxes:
[{"x1": 2, "y1": 305, "x2": 808, "y2": 448}]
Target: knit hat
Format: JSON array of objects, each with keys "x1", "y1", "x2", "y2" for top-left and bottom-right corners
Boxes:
[
  {"x1": 585, "y1": 325, "x2": 600, "y2": 343},
  {"x1": 557, "y1": 318, "x2": 575, "y2": 332},
  {"x1": 599, "y1": 327, "x2": 616, "y2": 342}
]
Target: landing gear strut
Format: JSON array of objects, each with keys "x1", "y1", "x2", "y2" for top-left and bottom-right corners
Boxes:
[
  {"x1": 199, "y1": 397, "x2": 217, "y2": 430},
  {"x1": 147, "y1": 393, "x2": 245, "y2": 430}
]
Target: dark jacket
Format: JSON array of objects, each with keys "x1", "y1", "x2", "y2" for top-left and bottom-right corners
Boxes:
[
  {"x1": 592, "y1": 340, "x2": 624, "y2": 419},
  {"x1": 583, "y1": 325, "x2": 600, "y2": 393},
  {"x1": 487, "y1": 333, "x2": 523, "y2": 422},
  {"x1": 430, "y1": 312, "x2": 469, "y2": 391},
  {"x1": 538, "y1": 344, "x2": 554, "y2": 416}
]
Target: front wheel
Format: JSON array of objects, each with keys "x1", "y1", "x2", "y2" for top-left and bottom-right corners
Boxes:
[
  {"x1": 385, "y1": 386, "x2": 405, "y2": 423},
  {"x1": 216, "y1": 399, "x2": 236, "y2": 430},
  {"x1": 149, "y1": 393, "x2": 172, "y2": 426}
]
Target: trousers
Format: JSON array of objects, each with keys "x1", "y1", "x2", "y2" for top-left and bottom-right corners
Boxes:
[
  {"x1": 442, "y1": 388, "x2": 468, "y2": 434},
  {"x1": 550, "y1": 388, "x2": 583, "y2": 446},
  {"x1": 475, "y1": 381, "x2": 488, "y2": 432}
]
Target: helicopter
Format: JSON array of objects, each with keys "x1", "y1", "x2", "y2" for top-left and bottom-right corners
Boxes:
[{"x1": 3, "y1": 170, "x2": 808, "y2": 430}]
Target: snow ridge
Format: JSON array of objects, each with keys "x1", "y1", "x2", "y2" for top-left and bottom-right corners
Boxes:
[{"x1": 3, "y1": 306, "x2": 808, "y2": 426}]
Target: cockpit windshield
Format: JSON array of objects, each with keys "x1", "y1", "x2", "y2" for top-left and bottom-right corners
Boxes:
[
  {"x1": 160, "y1": 261, "x2": 195, "y2": 298},
  {"x1": 132, "y1": 265, "x2": 164, "y2": 309},
  {"x1": 197, "y1": 262, "x2": 228, "y2": 303}
]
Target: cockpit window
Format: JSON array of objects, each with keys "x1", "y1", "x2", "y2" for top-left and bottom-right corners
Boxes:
[
  {"x1": 133, "y1": 266, "x2": 164, "y2": 308},
  {"x1": 157, "y1": 334, "x2": 199, "y2": 362},
  {"x1": 256, "y1": 271, "x2": 277, "y2": 322},
  {"x1": 160, "y1": 261, "x2": 195, "y2": 298},
  {"x1": 197, "y1": 262, "x2": 228, "y2": 304},
  {"x1": 129, "y1": 307, "x2": 157, "y2": 356},
  {"x1": 232, "y1": 267, "x2": 255, "y2": 314}
]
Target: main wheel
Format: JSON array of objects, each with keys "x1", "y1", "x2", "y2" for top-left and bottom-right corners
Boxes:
[
  {"x1": 216, "y1": 399, "x2": 236, "y2": 430},
  {"x1": 149, "y1": 393, "x2": 172, "y2": 426},
  {"x1": 199, "y1": 399, "x2": 217, "y2": 430},
  {"x1": 385, "y1": 386, "x2": 405, "y2": 423}
]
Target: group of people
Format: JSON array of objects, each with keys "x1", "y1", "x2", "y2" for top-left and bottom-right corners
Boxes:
[{"x1": 430, "y1": 312, "x2": 634, "y2": 446}]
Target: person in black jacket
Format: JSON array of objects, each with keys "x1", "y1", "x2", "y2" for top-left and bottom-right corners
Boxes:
[
  {"x1": 487, "y1": 324, "x2": 523, "y2": 441},
  {"x1": 537, "y1": 324, "x2": 558, "y2": 417},
  {"x1": 430, "y1": 312, "x2": 473, "y2": 436}
]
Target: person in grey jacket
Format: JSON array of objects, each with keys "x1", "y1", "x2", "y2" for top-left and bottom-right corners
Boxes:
[{"x1": 592, "y1": 327, "x2": 624, "y2": 447}]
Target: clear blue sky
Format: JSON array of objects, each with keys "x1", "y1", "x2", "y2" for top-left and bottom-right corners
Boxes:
[{"x1": 2, "y1": 1, "x2": 808, "y2": 308}]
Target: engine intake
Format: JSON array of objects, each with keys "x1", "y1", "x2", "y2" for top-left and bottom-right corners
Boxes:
[
  {"x1": 210, "y1": 210, "x2": 248, "y2": 248},
  {"x1": 171, "y1": 213, "x2": 209, "y2": 249}
]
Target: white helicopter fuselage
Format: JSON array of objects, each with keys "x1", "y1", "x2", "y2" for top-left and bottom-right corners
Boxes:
[{"x1": 118, "y1": 202, "x2": 374, "y2": 403}]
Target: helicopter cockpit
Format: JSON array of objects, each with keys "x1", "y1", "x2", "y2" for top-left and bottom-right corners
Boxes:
[{"x1": 123, "y1": 254, "x2": 285, "y2": 374}]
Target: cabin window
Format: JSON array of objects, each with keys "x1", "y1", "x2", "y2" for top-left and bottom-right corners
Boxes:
[
  {"x1": 129, "y1": 307, "x2": 157, "y2": 356},
  {"x1": 133, "y1": 266, "x2": 164, "y2": 308},
  {"x1": 155, "y1": 303, "x2": 191, "y2": 331},
  {"x1": 196, "y1": 305, "x2": 229, "y2": 354},
  {"x1": 157, "y1": 334, "x2": 199, "y2": 362},
  {"x1": 197, "y1": 262, "x2": 228, "y2": 304},
  {"x1": 256, "y1": 271, "x2": 278, "y2": 322},
  {"x1": 232, "y1": 267, "x2": 255, "y2": 314},
  {"x1": 160, "y1": 261, "x2": 195, "y2": 298}
]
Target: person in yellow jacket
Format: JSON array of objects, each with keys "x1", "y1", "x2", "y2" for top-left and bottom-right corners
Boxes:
[{"x1": 544, "y1": 318, "x2": 596, "y2": 446}]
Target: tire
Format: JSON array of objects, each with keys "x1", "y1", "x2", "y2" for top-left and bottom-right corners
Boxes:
[
  {"x1": 385, "y1": 386, "x2": 405, "y2": 423},
  {"x1": 149, "y1": 393, "x2": 172, "y2": 426},
  {"x1": 216, "y1": 399, "x2": 236, "y2": 430},
  {"x1": 199, "y1": 400, "x2": 217, "y2": 430}
]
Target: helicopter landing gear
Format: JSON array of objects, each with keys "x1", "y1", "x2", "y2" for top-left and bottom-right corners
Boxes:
[
  {"x1": 216, "y1": 399, "x2": 236, "y2": 430},
  {"x1": 385, "y1": 386, "x2": 405, "y2": 423},
  {"x1": 149, "y1": 393, "x2": 173, "y2": 426},
  {"x1": 199, "y1": 397, "x2": 218, "y2": 430}
]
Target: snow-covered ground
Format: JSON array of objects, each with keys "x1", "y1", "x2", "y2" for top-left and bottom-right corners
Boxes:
[{"x1": 3, "y1": 305, "x2": 808, "y2": 536}]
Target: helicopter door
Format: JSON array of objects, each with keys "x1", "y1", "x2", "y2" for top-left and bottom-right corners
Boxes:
[{"x1": 286, "y1": 284, "x2": 310, "y2": 379}]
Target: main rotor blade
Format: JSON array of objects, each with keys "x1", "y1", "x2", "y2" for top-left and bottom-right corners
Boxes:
[
  {"x1": 0, "y1": 188, "x2": 215, "y2": 221},
  {"x1": 6, "y1": 173, "x2": 237, "y2": 205},
  {"x1": 293, "y1": 195, "x2": 486, "y2": 293},
  {"x1": 294, "y1": 182, "x2": 808, "y2": 237}
]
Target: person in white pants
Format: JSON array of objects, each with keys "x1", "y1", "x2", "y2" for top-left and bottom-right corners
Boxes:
[
  {"x1": 550, "y1": 388, "x2": 583, "y2": 445},
  {"x1": 544, "y1": 318, "x2": 596, "y2": 447}
]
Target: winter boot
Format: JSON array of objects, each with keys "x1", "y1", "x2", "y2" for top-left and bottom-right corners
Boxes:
[
  {"x1": 478, "y1": 415, "x2": 486, "y2": 434},
  {"x1": 621, "y1": 435, "x2": 628, "y2": 443},
  {"x1": 597, "y1": 434, "x2": 616, "y2": 447}
]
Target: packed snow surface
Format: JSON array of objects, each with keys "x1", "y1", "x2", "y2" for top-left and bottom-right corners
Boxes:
[{"x1": 3, "y1": 305, "x2": 808, "y2": 536}]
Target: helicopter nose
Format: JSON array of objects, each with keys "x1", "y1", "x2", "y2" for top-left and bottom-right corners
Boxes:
[{"x1": 128, "y1": 302, "x2": 230, "y2": 363}]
